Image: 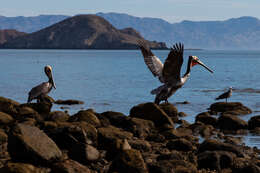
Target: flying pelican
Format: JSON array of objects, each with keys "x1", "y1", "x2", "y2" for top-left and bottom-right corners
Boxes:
[
  {"x1": 27, "y1": 65, "x2": 56, "y2": 103},
  {"x1": 215, "y1": 87, "x2": 232, "y2": 103},
  {"x1": 138, "y1": 41, "x2": 213, "y2": 104}
]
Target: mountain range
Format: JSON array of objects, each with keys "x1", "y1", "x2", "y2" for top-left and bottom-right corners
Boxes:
[
  {"x1": 0, "y1": 15, "x2": 166, "y2": 49},
  {"x1": 1, "y1": 13, "x2": 260, "y2": 49}
]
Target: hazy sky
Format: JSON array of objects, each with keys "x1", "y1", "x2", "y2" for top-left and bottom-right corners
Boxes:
[{"x1": 1, "y1": 0, "x2": 260, "y2": 22}]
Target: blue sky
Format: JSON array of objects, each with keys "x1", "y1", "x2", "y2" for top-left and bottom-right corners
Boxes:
[{"x1": 1, "y1": 0, "x2": 260, "y2": 22}]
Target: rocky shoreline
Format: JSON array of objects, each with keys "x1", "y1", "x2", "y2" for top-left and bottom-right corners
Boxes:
[{"x1": 0, "y1": 96, "x2": 259, "y2": 173}]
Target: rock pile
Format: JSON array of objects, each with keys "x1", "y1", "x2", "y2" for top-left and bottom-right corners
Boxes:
[{"x1": 0, "y1": 96, "x2": 259, "y2": 173}]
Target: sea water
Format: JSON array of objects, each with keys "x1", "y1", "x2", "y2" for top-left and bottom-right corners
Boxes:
[{"x1": 0, "y1": 49, "x2": 259, "y2": 147}]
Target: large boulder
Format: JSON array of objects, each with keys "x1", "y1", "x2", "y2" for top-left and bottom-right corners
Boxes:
[
  {"x1": 0, "y1": 97, "x2": 19, "y2": 115},
  {"x1": 248, "y1": 115, "x2": 260, "y2": 130},
  {"x1": 8, "y1": 123, "x2": 62, "y2": 165},
  {"x1": 52, "y1": 159, "x2": 92, "y2": 173},
  {"x1": 109, "y1": 149, "x2": 148, "y2": 173},
  {"x1": 217, "y1": 114, "x2": 248, "y2": 131},
  {"x1": 69, "y1": 109, "x2": 100, "y2": 127},
  {"x1": 198, "y1": 139, "x2": 244, "y2": 157},
  {"x1": 210, "y1": 102, "x2": 252, "y2": 115},
  {"x1": 130, "y1": 102, "x2": 174, "y2": 128}
]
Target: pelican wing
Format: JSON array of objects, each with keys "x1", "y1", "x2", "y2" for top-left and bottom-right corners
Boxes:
[
  {"x1": 162, "y1": 43, "x2": 184, "y2": 84},
  {"x1": 138, "y1": 40, "x2": 164, "y2": 83},
  {"x1": 28, "y1": 82, "x2": 51, "y2": 102}
]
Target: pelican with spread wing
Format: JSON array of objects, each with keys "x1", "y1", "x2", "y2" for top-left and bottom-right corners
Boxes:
[
  {"x1": 27, "y1": 65, "x2": 56, "y2": 103},
  {"x1": 138, "y1": 41, "x2": 213, "y2": 104}
]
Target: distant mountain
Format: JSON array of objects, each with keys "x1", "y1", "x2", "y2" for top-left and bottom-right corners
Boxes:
[
  {"x1": 1, "y1": 13, "x2": 260, "y2": 49},
  {"x1": 97, "y1": 13, "x2": 260, "y2": 49},
  {"x1": 1, "y1": 15, "x2": 166, "y2": 49},
  {"x1": 0, "y1": 29, "x2": 26, "y2": 44},
  {"x1": 0, "y1": 15, "x2": 68, "y2": 33}
]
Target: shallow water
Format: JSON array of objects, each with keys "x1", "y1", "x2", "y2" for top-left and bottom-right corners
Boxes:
[{"x1": 0, "y1": 49, "x2": 259, "y2": 148}]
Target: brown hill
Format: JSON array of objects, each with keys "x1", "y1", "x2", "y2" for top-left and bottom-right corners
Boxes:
[
  {"x1": 0, "y1": 29, "x2": 26, "y2": 44},
  {"x1": 1, "y1": 15, "x2": 166, "y2": 49}
]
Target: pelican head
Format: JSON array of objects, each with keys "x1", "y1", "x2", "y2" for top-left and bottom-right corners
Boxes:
[
  {"x1": 44, "y1": 65, "x2": 56, "y2": 89},
  {"x1": 189, "y1": 56, "x2": 213, "y2": 73}
]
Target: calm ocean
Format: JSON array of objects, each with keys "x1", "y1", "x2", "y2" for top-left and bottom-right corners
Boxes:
[{"x1": 0, "y1": 49, "x2": 259, "y2": 147}]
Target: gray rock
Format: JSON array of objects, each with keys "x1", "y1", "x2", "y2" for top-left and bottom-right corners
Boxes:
[{"x1": 8, "y1": 123, "x2": 62, "y2": 164}]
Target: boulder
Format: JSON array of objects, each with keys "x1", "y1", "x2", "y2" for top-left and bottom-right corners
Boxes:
[
  {"x1": 198, "y1": 139, "x2": 244, "y2": 157},
  {"x1": 195, "y1": 112, "x2": 217, "y2": 127},
  {"x1": 198, "y1": 151, "x2": 236, "y2": 171},
  {"x1": 159, "y1": 103, "x2": 178, "y2": 122},
  {"x1": 217, "y1": 114, "x2": 248, "y2": 131},
  {"x1": 0, "y1": 162, "x2": 51, "y2": 173},
  {"x1": 52, "y1": 159, "x2": 92, "y2": 173},
  {"x1": 100, "y1": 111, "x2": 129, "y2": 128},
  {"x1": 55, "y1": 99, "x2": 84, "y2": 105},
  {"x1": 166, "y1": 138, "x2": 195, "y2": 151},
  {"x1": 109, "y1": 149, "x2": 148, "y2": 173},
  {"x1": 69, "y1": 109, "x2": 100, "y2": 127},
  {"x1": 130, "y1": 102, "x2": 174, "y2": 128},
  {"x1": 0, "y1": 96, "x2": 19, "y2": 115},
  {"x1": 248, "y1": 115, "x2": 260, "y2": 130},
  {"x1": 0, "y1": 112, "x2": 14, "y2": 125},
  {"x1": 49, "y1": 111, "x2": 69, "y2": 122},
  {"x1": 210, "y1": 102, "x2": 252, "y2": 115},
  {"x1": 8, "y1": 123, "x2": 62, "y2": 164}
]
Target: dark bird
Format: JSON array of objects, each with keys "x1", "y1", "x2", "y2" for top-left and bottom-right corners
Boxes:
[
  {"x1": 215, "y1": 87, "x2": 232, "y2": 102},
  {"x1": 27, "y1": 65, "x2": 56, "y2": 103},
  {"x1": 138, "y1": 41, "x2": 214, "y2": 104}
]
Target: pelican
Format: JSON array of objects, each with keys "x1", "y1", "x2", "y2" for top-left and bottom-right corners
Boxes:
[
  {"x1": 215, "y1": 87, "x2": 232, "y2": 103},
  {"x1": 138, "y1": 41, "x2": 213, "y2": 104},
  {"x1": 27, "y1": 65, "x2": 56, "y2": 103}
]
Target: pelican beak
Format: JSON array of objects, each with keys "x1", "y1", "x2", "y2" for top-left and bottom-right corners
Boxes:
[
  {"x1": 197, "y1": 60, "x2": 214, "y2": 73},
  {"x1": 50, "y1": 73, "x2": 56, "y2": 89}
]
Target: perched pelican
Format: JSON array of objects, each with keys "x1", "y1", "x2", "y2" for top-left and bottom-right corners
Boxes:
[
  {"x1": 138, "y1": 41, "x2": 213, "y2": 104},
  {"x1": 215, "y1": 87, "x2": 232, "y2": 103},
  {"x1": 27, "y1": 65, "x2": 56, "y2": 103}
]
